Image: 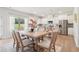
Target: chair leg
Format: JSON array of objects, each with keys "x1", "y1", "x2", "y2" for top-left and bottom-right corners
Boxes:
[
  {"x1": 53, "y1": 46, "x2": 56, "y2": 52},
  {"x1": 16, "y1": 43, "x2": 19, "y2": 52},
  {"x1": 21, "y1": 47, "x2": 24, "y2": 52},
  {"x1": 13, "y1": 43, "x2": 15, "y2": 48},
  {"x1": 13, "y1": 39, "x2": 15, "y2": 48},
  {"x1": 16, "y1": 45, "x2": 19, "y2": 52}
]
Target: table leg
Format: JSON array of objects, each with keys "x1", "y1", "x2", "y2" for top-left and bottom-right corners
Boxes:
[{"x1": 32, "y1": 38, "x2": 37, "y2": 52}]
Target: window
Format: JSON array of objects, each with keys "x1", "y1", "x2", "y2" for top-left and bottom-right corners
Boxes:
[
  {"x1": 10, "y1": 16, "x2": 28, "y2": 32},
  {"x1": 15, "y1": 18, "x2": 25, "y2": 30}
]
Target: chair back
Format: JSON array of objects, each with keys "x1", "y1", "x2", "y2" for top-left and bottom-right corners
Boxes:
[
  {"x1": 49, "y1": 31, "x2": 58, "y2": 51},
  {"x1": 37, "y1": 26, "x2": 46, "y2": 32},
  {"x1": 12, "y1": 31, "x2": 18, "y2": 44},
  {"x1": 15, "y1": 32, "x2": 24, "y2": 47}
]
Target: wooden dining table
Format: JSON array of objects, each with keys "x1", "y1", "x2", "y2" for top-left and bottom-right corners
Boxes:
[{"x1": 26, "y1": 31, "x2": 52, "y2": 51}]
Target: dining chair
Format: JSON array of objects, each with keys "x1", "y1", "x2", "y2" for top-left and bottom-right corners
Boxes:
[
  {"x1": 12, "y1": 31, "x2": 20, "y2": 52},
  {"x1": 12, "y1": 31, "x2": 33, "y2": 52},
  {"x1": 36, "y1": 31, "x2": 58, "y2": 52},
  {"x1": 12, "y1": 31, "x2": 29, "y2": 47},
  {"x1": 16, "y1": 32, "x2": 34, "y2": 52}
]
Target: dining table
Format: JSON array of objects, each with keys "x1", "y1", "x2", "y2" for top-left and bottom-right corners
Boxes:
[{"x1": 26, "y1": 31, "x2": 52, "y2": 51}]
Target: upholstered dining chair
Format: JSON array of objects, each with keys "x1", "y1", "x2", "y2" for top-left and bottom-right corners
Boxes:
[
  {"x1": 16, "y1": 32, "x2": 34, "y2": 52},
  {"x1": 36, "y1": 31, "x2": 58, "y2": 52},
  {"x1": 12, "y1": 31, "x2": 33, "y2": 52},
  {"x1": 12, "y1": 31, "x2": 30, "y2": 47},
  {"x1": 12, "y1": 31, "x2": 20, "y2": 51}
]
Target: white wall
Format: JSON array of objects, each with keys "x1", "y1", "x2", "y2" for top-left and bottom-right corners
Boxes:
[
  {"x1": 0, "y1": 8, "x2": 10, "y2": 38},
  {"x1": 73, "y1": 22, "x2": 79, "y2": 47},
  {"x1": 73, "y1": 8, "x2": 79, "y2": 47},
  {"x1": 0, "y1": 8, "x2": 39, "y2": 38},
  {"x1": 0, "y1": 17, "x2": 2, "y2": 37}
]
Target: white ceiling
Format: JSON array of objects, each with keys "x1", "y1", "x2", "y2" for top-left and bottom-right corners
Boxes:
[{"x1": 9, "y1": 7, "x2": 74, "y2": 17}]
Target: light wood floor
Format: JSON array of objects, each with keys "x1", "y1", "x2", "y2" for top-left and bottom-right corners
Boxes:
[
  {"x1": 56, "y1": 35, "x2": 79, "y2": 52},
  {"x1": 0, "y1": 35, "x2": 79, "y2": 52}
]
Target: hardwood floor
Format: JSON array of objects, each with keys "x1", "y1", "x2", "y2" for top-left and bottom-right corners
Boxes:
[
  {"x1": 0, "y1": 34, "x2": 79, "y2": 52},
  {"x1": 56, "y1": 35, "x2": 79, "y2": 52}
]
